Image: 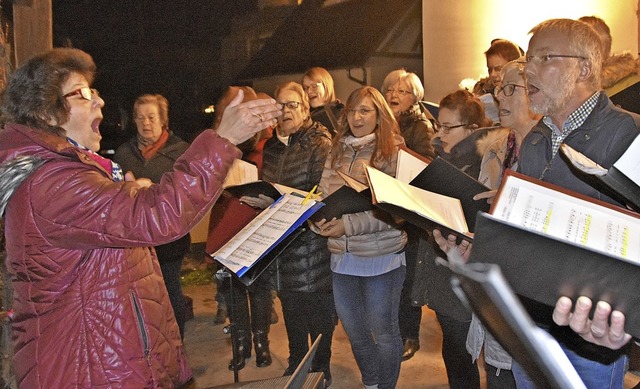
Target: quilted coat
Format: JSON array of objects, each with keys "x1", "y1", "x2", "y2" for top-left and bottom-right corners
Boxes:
[
  {"x1": 0, "y1": 123, "x2": 240, "y2": 388},
  {"x1": 318, "y1": 134, "x2": 407, "y2": 257},
  {"x1": 261, "y1": 119, "x2": 332, "y2": 292}
]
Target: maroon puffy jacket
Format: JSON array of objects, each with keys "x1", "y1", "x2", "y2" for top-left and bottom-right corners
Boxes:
[{"x1": 0, "y1": 123, "x2": 240, "y2": 388}]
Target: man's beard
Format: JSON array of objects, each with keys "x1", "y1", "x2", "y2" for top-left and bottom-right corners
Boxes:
[{"x1": 530, "y1": 69, "x2": 578, "y2": 117}]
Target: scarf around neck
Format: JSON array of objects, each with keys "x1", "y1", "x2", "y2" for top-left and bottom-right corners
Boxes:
[{"x1": 138, "y1": 128, "x2": 169, "y2": 160}]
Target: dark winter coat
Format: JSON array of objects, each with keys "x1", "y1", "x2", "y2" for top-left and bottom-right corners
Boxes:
[
  {"x1": 114, "y1": 133, "x2": 192, "y2": 257},
  {"x1": 397, "y1": 105, "x2": 436, "y2": 159},
  {"x1": 262, "y1": 119, "x2": 333, "y2": 292}
]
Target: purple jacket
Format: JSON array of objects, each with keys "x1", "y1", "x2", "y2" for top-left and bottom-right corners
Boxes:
[{"x1": 0, "y1": 123, "x2": 240, "y2": 388}]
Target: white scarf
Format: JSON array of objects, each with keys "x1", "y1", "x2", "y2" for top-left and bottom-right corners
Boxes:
[{"x1": 344, "y1": 133, "x2": 376, "y2": 148}]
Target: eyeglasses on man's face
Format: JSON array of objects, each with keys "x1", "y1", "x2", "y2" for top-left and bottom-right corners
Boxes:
[
  {"x1": 435, "y1": 123, "x2": 467, "y2": 134},
  {"x1": 520, "y1": 54, "x2": 586, "y2": 65},
  {"x1": 385, "y1": 88, "x2": 413, "y2": 97},
  {"x1": 346, "y1": 107, "x2": 376, "y2": 117},
  {"x1": 63, "y1": 87, "x2": 99, "y2": 101},
  {"x1": 303, "y1": 82, "x2": 322, "y2": 92},
  {"x1": 494, "y1": 84, "x2": 526, "y2": 98},
  {"x1": 280, "y1": 101, "x2": 301, "y2": 110}
]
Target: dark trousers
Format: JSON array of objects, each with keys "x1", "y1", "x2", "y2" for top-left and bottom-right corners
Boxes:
[
  {"x1": 435, "y1": 311, "x2": 480, "y2": 389},
  {"x1": 399, "y1": 227, "x2": 422, "y2": 340},
  {"x1": 278, "y1": 291, "x2": 335, "y2": 375},
  {"x1": 155, "y1": 234, "x2": 190, "y2": 339},
  {"x1": 485, "y1": 364, "x2": 516, "y2": 389},
  {"x1": 222, "y1": 279, "x2": 272, "y2": 335}
]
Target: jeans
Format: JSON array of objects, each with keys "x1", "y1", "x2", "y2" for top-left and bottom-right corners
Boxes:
[
  {"x1": 278, "y1": 291, "x2": 335, "y2": 376},
  {"x1": 333, "y1": 266, "x2": 405, "y2": 389},
  {"x1": 435, "y1": 311, "x2": 480, "y2": 389},
  {"x1": 512, "y1": 345, "x2": 628, "y2": 389}
]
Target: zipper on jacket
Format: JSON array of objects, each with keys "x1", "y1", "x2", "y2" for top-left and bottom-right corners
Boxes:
[{"x1": 130, "y1": 290, "x2": 151, "y2": 361}]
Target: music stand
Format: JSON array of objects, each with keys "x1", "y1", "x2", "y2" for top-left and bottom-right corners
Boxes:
[
  {"x1": 447, "y1": 261, "x2": 586, "y2": 389},
  {"x1": 211, "y1": 229, "x2": 305, "y2": 383}
]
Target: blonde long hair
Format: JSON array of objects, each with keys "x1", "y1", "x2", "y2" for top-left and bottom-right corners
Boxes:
[{"x1": 331, "y1": 86, "x2": 399, "y2": 168}]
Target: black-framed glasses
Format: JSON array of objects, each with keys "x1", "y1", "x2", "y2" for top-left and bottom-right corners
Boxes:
[
  {"x1": 385, "y1": 88, "x2": 413, "y2": 97},
  {"x1": 280, "y1": 101, "x2": 301, "y2": 109},
  {"x1": 435, "y1": 123, "x2": 467, "y2": 134},
  {"x1": 521, "y1": 54, "x2": 586, "y2": 64},
  {"x1": 494, "y1": 84, "x2": 526, "y2": 98},
  {"x1": 346, "y1": 107, "x2": 376, "y2": 116},
  {"x1": 63, "y1": 87, "x2": 99, "y2": 101},
  {"x1": 303, "y1": 82, "x2": 322, "y2": 92}
]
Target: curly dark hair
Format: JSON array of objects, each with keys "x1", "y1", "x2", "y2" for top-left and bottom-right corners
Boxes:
[{"x1": 0, "y1": 48, "x2": 96, "y2": 136}]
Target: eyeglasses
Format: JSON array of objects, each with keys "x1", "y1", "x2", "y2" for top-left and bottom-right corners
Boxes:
[
  {"x1": 303, "y1": 82, "x2": 322, "y2": 92},
  {"x1": 435, "y1": 123, "x2": 467, "y2": 134},
  {"x1": 280, "y1": 101, "x2": 301, "y2": 109},
  {"x1": 385, "y1": 88, "x2": 413, "y2": 97},
  {"x1": 135, "y1": 115, "x2": 159, "y2": 123},
  {"x1": 346, "y1": 108, "x2": 376, "y2": 117},
  {"x1": 63, "y1": 87, "x2": 99, "y2": 101},
  {"x1": 494, "y1": 84, "x2": 526, "y2": 98},
  {"x1": 521, "y1": 54, "x2": 586, "y2": 64}
]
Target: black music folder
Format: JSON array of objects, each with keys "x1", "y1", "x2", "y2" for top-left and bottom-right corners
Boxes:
[
  {"x1": 469, "y1": 212, "x2": 640, "y2": 338},
  {"x1": 409, "y1": 156, "x2": 490, "y2": 232},
  {"x1": 308, "y1": 185, "x2": 373, "y2": 223}
]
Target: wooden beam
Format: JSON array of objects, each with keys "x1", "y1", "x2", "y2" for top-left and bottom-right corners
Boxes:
[{"x1": 13, "y1": 0, "x2": 52, "y2": 66}]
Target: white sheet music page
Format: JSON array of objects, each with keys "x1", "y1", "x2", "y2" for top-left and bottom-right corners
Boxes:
[
  {"x1": 365, "y1": 165, "x2": 469, "y2": 235},
  {"x1": 395, "y1": 148, "x2": 429, "y2": 183},
  {"x1": 491, "y1": 174, "x2": 640, "y2": 263},
  {"x1": 222, "y1": 159, "x2": 259, "y2": 188},
  {"x1": 213, "y1": 194, "x2": 319, "y2": 273},
  {"x1": 613, "y1": 134, "x2": 640, "y2": 185}
]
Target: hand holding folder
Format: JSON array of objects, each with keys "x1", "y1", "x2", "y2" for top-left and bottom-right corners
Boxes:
[{"x1": 469, "y1": 170, "x2": 640, "y2": 338}]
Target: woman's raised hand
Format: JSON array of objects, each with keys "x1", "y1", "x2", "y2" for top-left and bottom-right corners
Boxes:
[{"x1": 216, "y1": 89, "x2": 282, "y2": 145}]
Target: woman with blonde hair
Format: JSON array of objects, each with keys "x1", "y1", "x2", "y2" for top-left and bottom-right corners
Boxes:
[
  {"x1": 313, "y1": 86, "x2": 407, "y2": 389},
  {"x1": 302, "y1": 66, "x2": 344, "y2": 135}
]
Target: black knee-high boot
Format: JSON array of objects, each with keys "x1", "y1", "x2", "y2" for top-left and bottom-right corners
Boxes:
[
  {"x1": 249, "y1": 286, "x2": 272, "y2": 367},
  {"x1": 223, "y1": 280, "x2": 253, "y2": 371}
]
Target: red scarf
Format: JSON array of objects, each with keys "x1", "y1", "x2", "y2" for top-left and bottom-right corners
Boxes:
[{"x1": 139, "y1": 129, "x2": 169, "y2": 160}]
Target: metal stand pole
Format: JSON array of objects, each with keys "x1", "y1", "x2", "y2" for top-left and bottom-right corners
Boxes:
[{"x1": 217, "y1": 268, "x2": 239, "y2": 383}]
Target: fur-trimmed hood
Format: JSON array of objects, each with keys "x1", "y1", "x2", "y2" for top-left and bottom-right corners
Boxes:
[
  {"x1": 602, "y1": 52, "x2": 638, "y2": 90},
  {"x1": 476, "y1": 127, "x2": 511, "y2": 158}
]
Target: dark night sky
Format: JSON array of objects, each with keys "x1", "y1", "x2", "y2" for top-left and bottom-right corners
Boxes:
[{"x1": 49, "y1": 1, "x2": 258, "y2": 149}]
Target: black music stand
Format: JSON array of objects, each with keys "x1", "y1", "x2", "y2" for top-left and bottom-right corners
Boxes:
[{"x1": 210, "y1": 229, "x2": 304, "y2": 383}]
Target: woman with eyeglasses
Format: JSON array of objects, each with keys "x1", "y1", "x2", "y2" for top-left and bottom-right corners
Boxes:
[
  {"x1": 114, "y1": 94, "x2": 192, "y2": 339},
  {"x1": 302, "y1": 67, "x2": 344, "y2": 135},
  {"x1": 312, "y1": 86, "x2": 407, "y2": 389},
  {"x1": 463, "y1": 60, "x2": 541, "y2": 389},
  {"x1": 0, "y1": 48, "x2": 280, "y2": 388},
  {"x1": 381, "y1": 69, "x2": 436, "y2": 160},
  {"x1": 380, "y1": 69, "x2": 436, "y2": 363},
  {"x1": 239, "y1": 82, "x2": 335, "y2": 385},
  {"x1": 433, "y1": 89, "x2": 495, "y2": 181},
  {"x1": 411, "y1": 89, "x2": 496, "y2": 389}
]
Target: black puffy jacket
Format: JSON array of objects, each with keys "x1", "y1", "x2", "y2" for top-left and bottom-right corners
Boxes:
[{"x1": 262, "y1": 119, "x2": 332, "y2": 292}]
